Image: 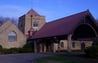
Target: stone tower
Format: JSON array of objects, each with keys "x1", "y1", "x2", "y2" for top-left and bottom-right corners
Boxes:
[{"x1": 18, "y1": 9, "x2": 46, "y2": 36}]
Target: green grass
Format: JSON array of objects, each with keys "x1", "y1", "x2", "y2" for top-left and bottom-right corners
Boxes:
[{"x1": 34, "y1": 54, "x2": 98, "y2": 63}]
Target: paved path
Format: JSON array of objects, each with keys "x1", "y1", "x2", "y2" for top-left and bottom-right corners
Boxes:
[
  {"x1": 0, "y1": 52, "x2": 85, "y2": 63},
  {"x1": 0, "y1": 53, "x2": 51, "y2": 63}
]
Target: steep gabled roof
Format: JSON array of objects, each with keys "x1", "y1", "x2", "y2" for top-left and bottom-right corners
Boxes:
[
  {"x1": 26, "y1": 9, "x2": 40, "y2": 16},
  {"x1": 0, "y1": 21, "x2": 12, "y2": 33},
  {"x1": 0, "y1": 20, "x2": 26, "y2": 37},
  {"x1": 31, "y1": 10, "x2": 96, "y2": 39}
]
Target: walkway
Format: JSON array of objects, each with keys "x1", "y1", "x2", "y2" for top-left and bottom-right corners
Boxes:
[{"x1": 0, "y1": 53, "x2": 51, "y2": 63}]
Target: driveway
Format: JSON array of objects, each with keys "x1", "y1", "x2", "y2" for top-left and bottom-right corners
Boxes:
[{"x1": 0, "y1": 53, "x2": 51, "y2": 63}]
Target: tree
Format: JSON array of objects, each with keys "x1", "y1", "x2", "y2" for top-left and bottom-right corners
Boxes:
[{"x1": 0, "y1": 16, "x2": 18, "y2": 26}]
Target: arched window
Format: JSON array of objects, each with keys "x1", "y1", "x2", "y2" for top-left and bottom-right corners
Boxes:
[
  {"x1": 72, "y1": 42, "x2": 75, "y2": 48},
  {"x1": 61, "y1": 42, "x2": 64, "y2": 48},
  {"x1": 8, "y1": 32, "x2": 17, "y2": 42},
  {"x1": 33, "y1": 21, "x2": 38, "y2": 27}
]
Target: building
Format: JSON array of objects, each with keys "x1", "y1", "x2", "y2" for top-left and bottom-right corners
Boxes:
[
  {"x1": 0, "y1": 21, "x2": 26, "y2": 48},
  {"x1": 0, "y1": 9, "x2": 97, "y2": 52},
  {"x1": 28, "y1": 10, "x2": 98, "y2": 53},
  {"x1": 18, "y1": 9, "x2": 46, "y2": 36},
  {"x1": 0, "y1": 9, "x2": 46, "y2": 49}
]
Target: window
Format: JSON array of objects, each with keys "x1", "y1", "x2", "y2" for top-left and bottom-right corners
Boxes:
[
  {"x1": 33, "y1": 21, "x2": 38, "y2": 27},
  {"x1": 61, "y1": 42, "x2": 64, "y2": 48},
  {"x1": 81, "y1": 43, "x2": 85, "y2": 51},
  {"x1": 72, "y1": 42, "x2": 75, "y2": 48},
  {"x1": 8, "y1": 32, "x2": 17, "y2": 42}
]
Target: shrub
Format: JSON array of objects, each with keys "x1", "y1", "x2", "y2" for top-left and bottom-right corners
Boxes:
[
  {"x1": 9, "y1": 48, "x2": 20, "y2": 53},
  {"x1": 85, "y1": 37, "x2": 98, "y2": 58},
  {"x1": 0, "y1": 45, "x2": 2, "y2": 49},
  {"x1": 1, "y1": 49, "x2": 11, "y2": 54},
  {"x1": 23, "y1": 43, "x2": 32, "y2": 48},
  {"x1": 0, "y1": 43, "x2": 33, "y2": 54},
  {"x1": 19, "y1": 48, "x2": 32, "y2": 53},
  {"x1": 0, "y1": 45, "x2": 2, "y2": 50},
  {"x1": 85, "y1": 45, "x2": 98, "y2": 58},
  {"x1": 0, "y1": 45, "x2": 3, "y2": 54},
  {"x1": 19, "y1": 43, "x2": 33, "y2": 53}
]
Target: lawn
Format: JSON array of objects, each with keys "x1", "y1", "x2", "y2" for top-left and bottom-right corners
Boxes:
[{"x1": 34, "y1": 54, "x2": 98, "y2": 63}]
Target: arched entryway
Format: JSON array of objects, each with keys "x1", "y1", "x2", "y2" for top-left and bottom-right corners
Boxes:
[{"x1": 72, "y1": 24, "x2": 97, "y2": 51}]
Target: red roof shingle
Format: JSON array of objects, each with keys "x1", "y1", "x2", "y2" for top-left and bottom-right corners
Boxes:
[
  {"x1": 26, "y1": 9, "x2": 40, "y2": 16},
  {"x1": 31, "y1": 10, "x2": 95, "y2": 39}
]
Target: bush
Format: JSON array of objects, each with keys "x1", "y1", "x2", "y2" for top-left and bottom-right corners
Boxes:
[
  {"x1": 0, "y1": 43, "x2": 33, "y2": 54},
  {"x1": 19, "y1": 48, "x2": 32, "y2": 53},
  {"x1": 9, "y1": 48, "x2": 20, "y2": 53},
  {"x1": 0, "y1": 45, "x2": 2, "y2": 49},
  {"x1": 85, "y1": 37, "x2": 98, "y2": 58},
  {"x1": 1, "y1": 49, "x2": 11, "y2": 54},
  {"x1": 85, "y1": 46, "x2": 98, "y2": 58},
  {"x1": 17, "y1": 43, "x2": 33, "y2": 53},
  {"x1": 0, "y1": 48, "x2": 19, "y2": 54},
  {"x1": 23, "y1": 43, "x2": 32, "y2": 48},
  {"x1": 0, "y1": 45, "x2": 2, "y2": 50}
]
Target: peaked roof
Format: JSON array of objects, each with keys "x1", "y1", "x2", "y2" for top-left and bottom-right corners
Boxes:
[
  {"x1": 31, "y1": 10, "x2": 96, "y2": 39},
  {"x1": 0, "y1": 21, "x2": 26, "y2": 37},
  {"x1": 0, "y1": 21, "x2": 12, "y2": 33},
  {"x1": 26, "y1": 9, "x2": 40, "y2": 16}
]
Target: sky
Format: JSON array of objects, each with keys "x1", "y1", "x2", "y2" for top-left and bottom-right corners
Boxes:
[{"x1": 0, "y1": 0, "x2": 98, "y2": 22}]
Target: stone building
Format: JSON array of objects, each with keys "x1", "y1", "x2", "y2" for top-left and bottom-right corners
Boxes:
[
  {"x1": 0, "y1": 9, "x2": 46, "y2": 49},
  {"x1": 18, "y1": 9, "x2": 46, "y2": 36},
  {"x1": 0, "y1": 21, "x2": 26, "y2": 48},
  {"x1": 0, "y1": 9, "x2": 98, "y2": 52},
  {"x1": 28, "y1": 10, "x2": 98, "y2": 53}
]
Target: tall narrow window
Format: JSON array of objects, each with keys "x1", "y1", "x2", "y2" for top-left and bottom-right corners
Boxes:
[
  {"x1": 72, "y1": 42, "x2": 75, "y2": 48},
  {"x1": 33, "y1": 21, "x2": 38, "y2": 27},
  {"x1": 81, "y1": 43, "x2": 85, "y2": 51},
  {"x1": 8, "y1": 32, "x2": 17, "y2": 42},
  {"x1": 33, "y1": 21, "x2": 39, "y2": 31},
  {"x1": 61, "y1": 42, "x2": 64, "y2": 48}
]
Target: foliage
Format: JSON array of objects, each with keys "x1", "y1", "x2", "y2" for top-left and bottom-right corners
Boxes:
[
  {"x1": 1, "y1": 49, "x2": 12, "y2": 54},
  {"x1": 18, "y1": 48, "x2": 32, "y2": 53},
  {"x1": 92, "y1": 37, "x2": 98, "y2": 46},
  {"x1": 0, "y1": 43, "x2": 33, "y2": 54},
  {"x1": 0, "y1": 48, "x2": 19, "y2": 54},
  {"x1": 0, "y1": 16, "x2": 18, "y2": 26},
  {"x1": 0, "y1": 45, "x2": 2, "y2": 49},
  {"x1": 9, "y1": 48, "x2": 20, "y2": 53},
  {"x1": 85, "y1": 46, "x2": 98, "y2": 58},
  {"x1": 0, "y1": 45, "x2": 3, "y2": 53},
  {"x1": 84, "y1": 37, "x2": 98, "y2": 58},
  {"x1": 23, "y1": 43, "x2": 32, "y2": 49},
  {"x1": 21, "y1": 43, "x2": 33, "y2": 53}
]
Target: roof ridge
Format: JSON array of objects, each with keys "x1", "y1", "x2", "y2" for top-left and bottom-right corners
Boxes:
[
  {"x1": 0, "y1": 21, "x2": 12, "y2": 33},
  {"x1": 31, "y1": 10, "x2": 97, "y2": 39},
  {"x1": 47, "y1": 10, "x2": 89, "y2": 24},
  {"x1": 26, "y1": 9, "x2": 40, "y2": 16}
]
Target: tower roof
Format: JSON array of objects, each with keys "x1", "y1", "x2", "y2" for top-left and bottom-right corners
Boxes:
[{"x1": 26, "y1": 9, "x2": 40, "y2": 16}]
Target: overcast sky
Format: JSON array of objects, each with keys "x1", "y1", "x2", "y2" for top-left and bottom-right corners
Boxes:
[{"x1": 0, "y1": 0, "x2": 98, "y2": 22}]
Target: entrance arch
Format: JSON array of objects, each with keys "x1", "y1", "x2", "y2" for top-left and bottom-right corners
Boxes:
[
  {"x1": 72, "y1": 24, "x2": 97, "y2": 40},
  {"x1": 72, "y1": 24, "x2": 97, "y2": 51}
]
